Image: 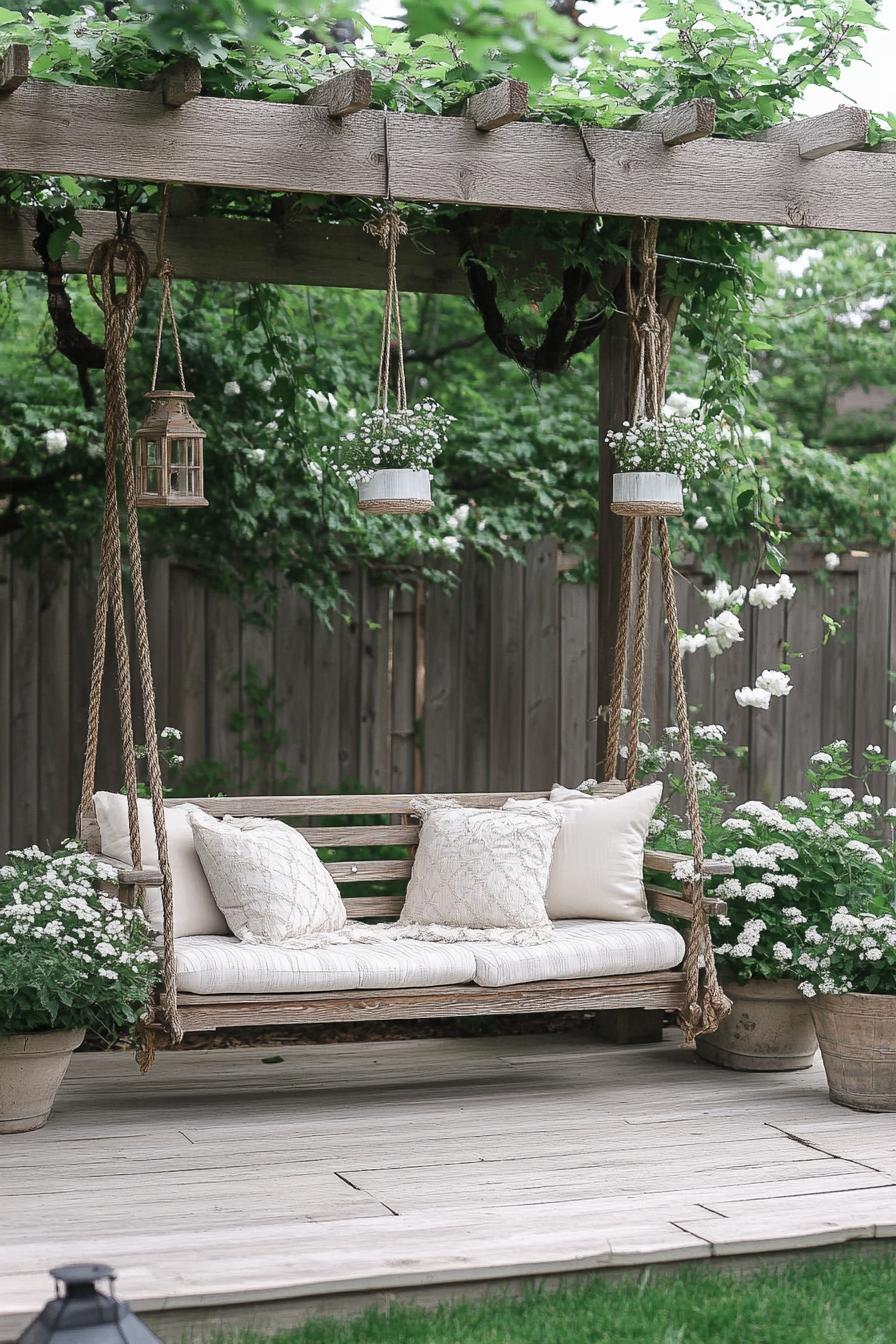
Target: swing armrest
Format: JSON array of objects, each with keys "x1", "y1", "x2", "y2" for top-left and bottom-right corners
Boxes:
[
  {"x1": 95, "y1": 853, "x2": 164, "y2": 887},
  {"x1": 643, "y1": 849, "x2": 733, "y2": 877},
  {"x1": 643, "y1": 849, "x2": 731, "y2": 923}
]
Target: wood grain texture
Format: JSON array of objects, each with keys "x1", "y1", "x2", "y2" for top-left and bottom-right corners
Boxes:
[
  {"x1": 465, "y1": 79, "x2": 528, "y2": 131},
  {"x1": 306, "y1": 68, "x2": 372, "y2": 118},
  {"x1": 157, "y1": 57, "x2": 202, "y2": 108},
  {"x1": 0, "y1": 44, "x2": 28, "y2": 95},
  {"x1": 752, "y1": 105, "x2": 870, "y2": 159},
  {"x1": 633, "y1": 98, "x2": 716, "y2": 146},
  {"x1": 0, "y1": 81, "x2": 895, "y2": 228}
]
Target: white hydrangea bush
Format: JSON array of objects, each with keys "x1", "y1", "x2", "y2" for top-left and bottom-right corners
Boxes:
[
  {"x1": 627, "y1": 728, "x2": 895, "y2": 986},
  {"x1": 321, "y1": 399, "x2": 454, "y2": 484},
  {"x1": 796, "y1": 908, "x2": 896, "y2": 998},
  {"x1": 605, "y1": 415, "x2": 719, "y2": 485},
  {"x1": 0, "y1": 842, "x2": 158, "y2": 1036}
]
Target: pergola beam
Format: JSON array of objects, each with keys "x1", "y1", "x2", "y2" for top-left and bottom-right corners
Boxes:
[
  {"x1": 0, "y1": 80, "x2": 895, "y2": 231},
  {"x1": 0, "y1": 43, "x2": 28, "y2": 95},
  {"x1": 306, "y1": 68, "x2": 372, "y2": 118},
  {"x1": 465, "y1": 80, "x2": 528, "y2": 131},
  {"x1": 0, "y1": 208, "x2": 472, "y2": 293},
  {"x1": 632, "y1": 98, "x2": 716, "y2": 146},
  {"x1": 751, "y1": 104, "x2": 870, "y2": 159}
]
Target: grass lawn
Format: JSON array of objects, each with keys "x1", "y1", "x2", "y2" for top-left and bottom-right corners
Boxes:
[{"x1": 228, "y1": 1249, "x2": 896, "y2": 1344}]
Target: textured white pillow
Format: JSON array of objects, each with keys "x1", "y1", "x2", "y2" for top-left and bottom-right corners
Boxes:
[
  {"x1": 506, "y1": 782, "x2": 661, "y2": 922},
  {"x1": 93, "y1": 792, "x2": 228, "y2": 938},
  {"x1": 189, "y1": 812, "x2": 352, "y2": 947},
  {"x1": 396, "y1": 798, "x2": 561, "y2": 945}
]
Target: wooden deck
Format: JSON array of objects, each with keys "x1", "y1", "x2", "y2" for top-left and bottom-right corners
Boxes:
[{"x1": 2, "y1": 1028, "x2": 896, "y2": 1340}]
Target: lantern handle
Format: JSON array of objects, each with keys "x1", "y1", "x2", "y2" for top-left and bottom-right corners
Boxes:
[{"x1": 151, "y1": 184, "x2": 187, "y2": 394}]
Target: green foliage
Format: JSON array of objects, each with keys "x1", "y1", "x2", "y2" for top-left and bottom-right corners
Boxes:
[{"x1": 0, "y1": 841, "x2": 158, "y2": 1036}]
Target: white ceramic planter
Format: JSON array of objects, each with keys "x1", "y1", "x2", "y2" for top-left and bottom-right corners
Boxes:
[
  {"x1": 357, "y1": 469, "x2": 432, "y2": 516},
  {"x1": 696, "y1": 978, "x2": 817, "y2": 1072},
  {"x1": 0, "y1": 1028, "x2": 85, "y2": 1132},
  {"x1": 612, "y1": 471, "x2": 683, "y2": 516}
]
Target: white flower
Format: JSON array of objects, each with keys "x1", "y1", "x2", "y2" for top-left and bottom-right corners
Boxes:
[
  {"x1": 781, "y1": 796, "x2": 806, "y2": 810},
  {"x1": 679, "y1": 632, "x2": 707, "y2": 654},
  {"x1": 160, "y1": 726, "x2": 182, "y2": 741},
  {"x1": 772, "y1": 942, "x2": 793, "y2": 962},
  {"x1": 693, "y1": 515, "x2": 709, "y2": 531},
  {"x1": 259, "y1": 377, "x2": 274, "y2": 393},
  {"x1": 866, "y1": 744, "x2": 883, "y2": 755},
  {"x1": 43, "y1": 428, "x2": 68, "y2": 454},
  {"x1": 693, "y1": 723, "x2": 726, "y2": 742},
  {"x1": 755, "y1": 669, "x2": 792, "y2": 698},
  {"x1": 748, "y1": 582, "x2": 780, "y2": 609},
  {"x1": 441, "y1": 536, "x2": 462, "y2": 556},
  {"x1": 810, "y1": 752, "x2": 832, "y2": 765},
  {"x1": 798, "y1": 982, "x2": 817, "y2": 998},
  {"x1": 782, "y1": 907, "x2": 806, "y2": 924},
  {"x1": 722, "y1": 817, "x2": 753, "y2": 834},
  {"x1": 776, "y1": 574, "x2": 796, "y2": 600},
  {"x1": 735, "y1": 685, "x2": 771, "y2": 710},
  {"x1": 705, "y1": 610, "x2": 743, "y2": 651},
  {"x1": 744, "y1": 882, "x2": 775, "y2": 903},
  {"x1": 824, "y1": 552, "x2": 840, "y2": 571},
  {"x1": 223, "y1": 380, "x2": 241, "y2": 396}
]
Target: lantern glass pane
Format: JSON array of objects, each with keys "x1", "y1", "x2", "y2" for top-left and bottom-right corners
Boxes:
[
  {"x1": 143, "y1": 440, "x2": 160, "y2": 465},
  {"x1": 170, "y1": 437, "x2": 197, "y2": 467},
  {"x1": 145, "y1": 466, "x2": 161, "y2": 495}
]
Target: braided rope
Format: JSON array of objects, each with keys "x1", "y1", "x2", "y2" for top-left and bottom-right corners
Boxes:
[
  {"x1": 82, "y1": 225, "x2": 182, "y2": 1069},
  {"x1": 602, "y1": 217, "x2": 730, "y2": 1041},
  {"x1": 364, "y1": 209, "x2": 409, "y2": 416}
]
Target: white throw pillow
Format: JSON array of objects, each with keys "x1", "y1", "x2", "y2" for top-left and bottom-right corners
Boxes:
[
  {"x1": 93, "y1": 792, "x2": 228, "y2": 939},
  {"x1": 504, "y1": 781, "x2": 662, "y2": 922},
  {"x1": 189, "y1": 812, "x2": 351, "y2": 947},
  {"x1": 396, "y1": 798, "x2": 561, "y2": 945}
]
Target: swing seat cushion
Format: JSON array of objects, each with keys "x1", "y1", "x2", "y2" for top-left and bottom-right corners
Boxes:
[
  {"x1": 470, "y1": 918, "x2": 686, "y2": 988},
  {"x1": 173, "y1": 919, "x2": 685, "y2": 995},
  {"x1": 174, "y1": 934, "x2": 480, "y2": 995}
]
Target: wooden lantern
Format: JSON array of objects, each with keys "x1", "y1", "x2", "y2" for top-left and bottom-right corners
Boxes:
[{"x1": 134, "y1": 390, "x2": 207, "y2": 508}]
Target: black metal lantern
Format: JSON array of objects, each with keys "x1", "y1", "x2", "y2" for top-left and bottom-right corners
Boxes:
[{"x1": 17, "y1": 1265, "x2": 163, "y2": 1344}]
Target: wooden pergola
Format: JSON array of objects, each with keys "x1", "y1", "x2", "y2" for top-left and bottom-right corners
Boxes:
[{"x1": 1, "y1": 46, "x2": 893, "y2": 723}]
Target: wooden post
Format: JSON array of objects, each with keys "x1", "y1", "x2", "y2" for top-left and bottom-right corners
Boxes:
[{"x1": 596, "y1": 312, "x2": 630, "y2": 772}]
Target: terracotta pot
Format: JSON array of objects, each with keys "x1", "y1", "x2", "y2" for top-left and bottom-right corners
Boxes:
[
  {"x1": 357, "y1": 469, "x2": 432, "y2": 516},
  {"x1": 0, "y1": 1028, "x2": 85, "y2": 1133},
  {"x1": 811, "y1": 992, "x2": 896, "y2": 1112},
  {"x1": 696, "y1": 977, "x2": 817, "y2": 1072},
  {"x1": 611, "y1": 471, "x2": 683, "y2": 517}
]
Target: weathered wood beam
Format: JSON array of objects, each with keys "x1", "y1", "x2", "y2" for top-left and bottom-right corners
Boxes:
[
  {"x1": 0, "y1": 43, "x2": 28, "y2": 95},
  {"x1": 0, "y1": 208, "x2": 470, "y2": 293},
  {"x1": 632, "y1": 98, "x2": 716, "y2": 147},
  {"x1": 156, "y1": 56, "x2": 202, "y2": 108},
  {"x1": 466, "y1": 79, "x2": 528, "y2": 131},
  {"x1": 1, "y1": 81, "x2": 896, "y2": 231},
  {"x1": 751, "y1": 104, "x2": 870, "y2": 160},
  {"x1": 306, "y1": 67, "x2": 372, "y2": 118}
]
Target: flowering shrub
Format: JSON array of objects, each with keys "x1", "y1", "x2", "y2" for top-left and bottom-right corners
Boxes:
[
  {"x1": 606, "y1": 415, "x2": 719, "y2": 485},
  {"x1": 629, "y1": 726, "x2": 895, "y2": 985},
  {"x1": 321, "y1": 399, "x2": 454, "y2": 484},
  {"x1": 796, "y1": 908, "x2": 896, "y2": 997},
  {"x1": 0, "y1": 842, "x2": 158, "y2": 1036}
]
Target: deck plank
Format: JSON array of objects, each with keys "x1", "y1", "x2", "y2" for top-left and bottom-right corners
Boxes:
[{"x1": 1, "y1": 1031, "x2": 894, "y2": 1341}]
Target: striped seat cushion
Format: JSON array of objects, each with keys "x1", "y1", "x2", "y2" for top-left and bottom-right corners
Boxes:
[
  {"x1": 471, "y1": 919, "x2": 686, "y2": 988},
  {"x1": 175, "y1": 935, "x2": 477, "y2": 995}
]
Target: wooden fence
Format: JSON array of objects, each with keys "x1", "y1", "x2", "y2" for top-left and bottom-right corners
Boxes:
[{"x1": 1, "y1": 539, "x2": 894, "y2": 852}]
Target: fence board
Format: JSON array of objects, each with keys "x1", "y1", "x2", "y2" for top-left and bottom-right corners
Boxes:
[
  {"x1": 522, "y1": 539, "x2": 559, "y2": 790},
  {"x1": 241, "y1": 608, "x2": 275, "y2": 794},
  {"x1": 4, "y1": 543, "x2": 895, "y2": 849}
]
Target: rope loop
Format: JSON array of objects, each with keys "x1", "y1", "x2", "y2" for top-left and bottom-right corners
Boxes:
[{"x1": 364, "y1": 207, "x2": 408, "y2": 416}]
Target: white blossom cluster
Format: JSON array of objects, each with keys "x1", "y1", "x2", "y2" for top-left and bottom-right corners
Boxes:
[
  {"x1": 0, "y1": 842, "x2": 158, "y2": 1035},
  {"x1": 605, "y1": 415, "x2": 719, "y2": 484},
  {"x1": 43, "y1": 429, "x2": 68, "y2": 455},
  {"x1": 322, "y1": 399, "x2": 454, "y2": 482},
  {"x1": 678, "y1": 573, "x2": 796, "y2": 671},
  {"x1": 797, "y1": 908, "x2": 896, "y2": 998}
]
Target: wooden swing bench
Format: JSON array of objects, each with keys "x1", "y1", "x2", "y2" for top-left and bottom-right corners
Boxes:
[{"x1": 80, "y1": 786, "x2": 730, "y2": 1041}]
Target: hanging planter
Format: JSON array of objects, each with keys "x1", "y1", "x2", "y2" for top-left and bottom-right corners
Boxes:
[
  {"x1": 135, "y1": 191, "x2": 208, "y2": 509},
  {"x1": 321, "y1": 210, "x2": 452, "y2": 515},
  {"x1": 607, "y1": 416, "x2": 717, "y2": 519}
]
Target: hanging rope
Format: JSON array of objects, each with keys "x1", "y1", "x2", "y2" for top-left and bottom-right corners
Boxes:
[
  {"x1": 150, "y1": 185, "x2": 187, "y2": 393},
  {"x1": 80, "y1": 214, "x2": 182, "y2": 1070},
  {"x1": 364, "y1": 207, "x2": 409, "y2": 417},
  {"x1": 603, "y1": 218, "x2": 730, "y2": 1042}
]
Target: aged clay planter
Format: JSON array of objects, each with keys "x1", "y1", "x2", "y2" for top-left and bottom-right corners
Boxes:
[
  {"x1": 357, "y1": 469, "x2": 432, "y2": 516},
  {"x1": 611, "y1": 471, "x2": 683, "y2": 517},
  {"x1": 811, "y1": 992, "x2": 896, "y2": 1112},
  {"x1": 696, "y1": 977, "x2": 817, "y2": 1072},
  {"x1": 0, "y1": 1028, "x2": 85, "y2": 1133}
]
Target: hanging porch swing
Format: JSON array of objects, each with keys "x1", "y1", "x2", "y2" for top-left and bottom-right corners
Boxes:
[{"x1": 76, "y1": 204, "x2": 730, "y2": 1071}]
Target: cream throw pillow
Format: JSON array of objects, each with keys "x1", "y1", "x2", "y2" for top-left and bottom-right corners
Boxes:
[
  {"x1": 189, "y1": 812, "x2": 373, "y2": 948},
  {"x1": 395, "y1": 798, "x2": 561, "y2": 945},
  {"x1": 504, "y1": 781, "x2": 662, "y2": 922},
  {"x1": 94, "y1": 792, "x2": 228, "y2": 939}
]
